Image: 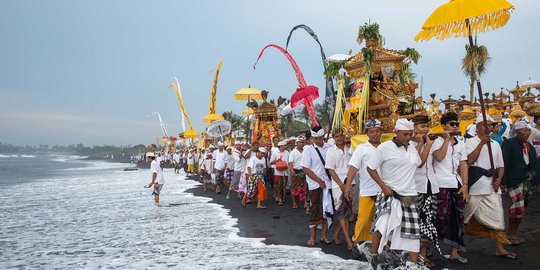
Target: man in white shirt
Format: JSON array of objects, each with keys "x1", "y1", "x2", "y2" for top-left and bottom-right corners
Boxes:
[
  {"x1": 366, "y1": 119, "x2": 421, "y2": 266},
  {"x1": 145, "y1": 152, "x2": 165, "y2": 206},
  {"x1": 227, "y1": 141, "x2": 246, "y2": 199},
  {"x1": 173, "y1": 151, "x2": 181, "y2": 174},
  {"x1": 301, "y1": 126, "x2": 332, "y2": 246},
  {"x1": 325, "y1": 131, "x2": 352, "y2": 250},
  {"x1": 289, "y1": 136, "x2": 307, "y2": 210},
  {"x1": 464, "y1": 115, "x2": 516, "y2": 259},
  {"x1": 410, "y1": 115, "x2": 439, "y2": 267},
  {"x1": 432, "y1": 111, "x2": 469, "y2": 263},
  {"x1": 225, "y1": 147, "x2": 235, "y2": 193},
  {"x1": 243, "y1": 147, "x2": 268, "y2": 209},
  {"x1": 270, "y1": 139, "x2": 290, "y2": 206},
  {"x1": 345, "y1": 119, "x2": 382, "y2": 245},
  {"x1": 213, "y1": 142, "x2": 227, "y2": 194},
  {"x1": 502, "y1": 112, "x2": 513, "y2": 140},
  {"x1": 187, "y1": 149, "x2": 195, "y2": 176}
]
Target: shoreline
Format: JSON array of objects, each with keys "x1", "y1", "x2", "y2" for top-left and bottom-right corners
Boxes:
[{"x1": 183, "y1": 174, "x2": 540, "y2": 270}]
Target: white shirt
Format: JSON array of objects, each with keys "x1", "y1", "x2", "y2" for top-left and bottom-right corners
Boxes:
[
  {"x1": 233, "y1": 149, "x2": 246, "y2": 172},
  {"x1": 173, "y1": 153, "x2": 180, "y2": 163},
  {"x1": 288, "y1": 148, "x2": 304, "y2": 170},
  {"x1": 271, "y1": 150, "x2": 290, "y2": 176},
  {"x1": 213, "y1": 149, "x2": 227, "y2": 170},
  {"x1": 432, "y1": 137, "x2": 467, "y2": 189},
  {"x1": 202, "y1": 158, "x2": 213, "y2": 172},
  {"x1": 187, "y1": 153, "x2": 194, "y2": 165},
  {"x1": 410, "y1": 141, "x2": 439, "y2": 194},
  {"x1": 325, "y1": 145, "x2": 352, "y2": 186},
  {"x1": 301, "y1": 143, "x2": 332, "y2": 190},
  {"x1": 465, "y1": 136, "x2": 505, "y2": 195},
  {"x1": 150, "y1": 159, "x2": 165, "y2": 184},
  {"x1": 225, "y1": 154, "x2": 235, "y2": 170},
  {"x1": 366, "y1": 139, "x2": 420, "y2": 196},
  {"x1": 349, "y1": 142, "x2": 381, "y2": 197},
  {"x1": 247, "y1": 156, "x2": 267, "y2": 175}
]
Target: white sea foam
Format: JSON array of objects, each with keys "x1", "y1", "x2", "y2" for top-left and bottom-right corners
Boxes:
[{"x1": 0, "y1": 169, "x2": 366, "y2": 269}]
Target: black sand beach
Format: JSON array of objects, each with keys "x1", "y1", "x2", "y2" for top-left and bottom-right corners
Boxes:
[{"x1": 185, "y1": 176, "x2": 540, "y2": 270}]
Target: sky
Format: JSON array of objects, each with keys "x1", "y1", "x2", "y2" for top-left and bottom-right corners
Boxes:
[{"x1": 0, "y1": 0, "x2": 539, "y2": 146}]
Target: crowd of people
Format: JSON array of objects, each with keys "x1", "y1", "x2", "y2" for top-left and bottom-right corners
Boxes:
[{"x1": 142, "y1": 111, "x2": 539, "y2": 268}]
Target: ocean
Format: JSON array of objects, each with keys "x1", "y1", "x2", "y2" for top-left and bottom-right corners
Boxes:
[{"x1": 0, "y1": 154, "x2": 364, "y2": 269}]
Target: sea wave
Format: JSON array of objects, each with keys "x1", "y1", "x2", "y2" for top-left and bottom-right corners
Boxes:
[
  {"x1": 0, "y1": 154, "x2": 37, "y2": 158},
  {"x1": 0, "y1": 169, "x2": 366, "y2": 269}
]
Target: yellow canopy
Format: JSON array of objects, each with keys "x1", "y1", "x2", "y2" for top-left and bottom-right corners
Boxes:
[
  {"x1": 203, "y1": 113, "x2": 224, "y2": 124},
  {"x1": 415, "y1": 0, "x2": 514, "y2": 42},
  {"x1": 242, "y1": 108, "x2": 254, "y2": 116},
  {"x1": 234, "y1": 87, "x2": 263, "y2": 101},
  {"x1": 183, "y1": 129, "x2": 199, "y2": 139}
]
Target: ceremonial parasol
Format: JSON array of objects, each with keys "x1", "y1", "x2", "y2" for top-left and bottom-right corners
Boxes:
[
  {"x1": 415, "y1": 0, "x2": 515, "y2": 176},
  {"x1": 235, "y1": 87, "x2": 263, "y2": 101},
  {"x1": 183, "y1": 129, "x2": 199, "y2": 139},
  {"x1": 207, "y1": 120, "x2": 232, "y2": 138},
  {"x1": 203, "y1": 113, "x2": 224, "y2": 123},
  {"x1": 242, "y1": 108, "x2": 254, "y2": 116},
  {"x1": 521, "y1": 78, "x2": 540, "y2": 90}
]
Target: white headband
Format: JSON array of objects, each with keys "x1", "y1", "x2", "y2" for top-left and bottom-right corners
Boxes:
[
  {"x1": 310, "y1": 128, "x2": 325, "y2": 137},
  {"x1": 394, "y1": 118, "x2": 414, "y2": 131}
]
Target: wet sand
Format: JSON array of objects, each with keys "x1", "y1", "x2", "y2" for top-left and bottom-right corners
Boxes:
[{"x1": 185, "y1": 175, "x2": 540, "y2": 270}]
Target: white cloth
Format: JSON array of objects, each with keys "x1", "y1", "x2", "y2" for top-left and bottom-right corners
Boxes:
[
  {"x1": 465, "y1": 136, "x2": 505, "y2": 196},
  {"x1": 432, "y1": 137, "x2": 467, "y2": 189},
  {"x1": 374, "y1": 199, "x2": 420, "y2": 253},
  {"x1": 233, "y1": 149, "x2": 245, "y2": 172},
  {"x1": 173, "y1": 153, "x2": 180, "y2": 163},
  {"x1": 150, "y1": 160, "x2": 165, "y2": 184},
  {"x1": 349, "y1": 142, "x2": 381, "y2": 197},
  {"x1": 466, "y1": 124, "x2": 477, "y2": 138},
  {"x1": 247, "y1": 156, "x2": 267, "y2": 175},
  {"x1": 465, "y1": 192, "x2": 505, "y2": 231},
  {"x1": 410, "y1": 141, "x2": 439, "y2": 194},
  {"x1": 395, "y1": 118, "x2": 415, "y2": 131},
  {"x1": 301, "y1": 143, "x2": 332, "y2": 190},
  {"x1": 366, "y1": 140, "x2": 420, "y2": 196},
  {"x1": 502, "y1": 117, "x2": 513, "y2": 139},
  {"x1": 288, "y1": 148, "x2": 303, "y2": 170},
  {"x1": 202, "y1": 158, "x2": 213, "y2": 172},
  {"x1": 213, "y1": 150, "x2": 227, "y2": 170},
  {"x1": 271, "y1": 150, "x2": 290, "y2": 176}
]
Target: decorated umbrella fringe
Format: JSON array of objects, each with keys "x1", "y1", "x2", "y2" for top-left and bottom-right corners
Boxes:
[{"x1": 331, "y1": 74, "x2": 345, "y2": 132}]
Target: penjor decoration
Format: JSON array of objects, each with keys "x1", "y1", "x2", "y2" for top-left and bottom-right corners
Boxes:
[
  {"x1": 253, "y1": 44, "x2": 320, "y2": 127},
  {"x1": 286, "y1": 25, "x2": 335, "y2": 128}
]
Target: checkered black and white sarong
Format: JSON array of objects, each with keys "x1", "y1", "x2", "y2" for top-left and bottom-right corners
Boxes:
[
  {"x1": 372, "y1": 193, "x2": 421, "y2": 240},
  {"x1": 509, "y1": 184, "x2": 525, "y2": 219},
  {"x1": 419, "y1": 194, "x2": 441, "y2": 253}
]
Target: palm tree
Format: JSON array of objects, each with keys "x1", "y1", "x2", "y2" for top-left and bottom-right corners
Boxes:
[{"x1": 461, "y1": 42, "x2": 490, "y2": 102}]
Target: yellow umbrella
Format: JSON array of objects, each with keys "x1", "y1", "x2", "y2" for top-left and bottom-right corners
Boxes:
[
  {"x1": 415, "y1": 0, "x2": 515, "y2": 175},
  {"x1": 183, "y1": 129, "x2": 199, "y2": 139},
  {"x1": 242, "y1": 108, "x2": 254, "y2": 116},
  {"x1": 203, "y1": 113, "x2": 224, "y2": 123},
  {"x1": 415, "y1": 0, "x2": 514, "y2": 42},
  {"x1": 234, "y1": 87, "x2": 263, "y2": 101}
]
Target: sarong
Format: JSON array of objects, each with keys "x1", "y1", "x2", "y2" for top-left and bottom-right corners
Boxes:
[
  {"x1": 245, "y1": 175, "x2": 267, "y2": 201},
  {"x1": 464, "y1": 192, "x2": 510, "y2": 244},
  {"x1": 229, "y1": 171, "x2": 242, "y2": 192},
  {"x1": 418, "y1": 194, "x2": 441, "y2": 254},
  {"x1": 352, "y1": 196, "x2": 375, "y2": 242},
  {"x1": 372, "y1": 196, "x2": 420, "y2": 253},
  {"x1": 187, "y1": 164, "x2": 194, "y2": 173},
  {"x1": 291, "y1": 170, "x2": 306, "y2": 201},
  {"x1": 215, "y1": 169, "x2": 224, "y2": 186},
  {"x1": 225, "y1": 169, "x2": 234, "y2": 186},
  {"x1": 435, "y1": 188, "x2": 465, "y2": 251},
  {"x1": 508, "y1": 184, "x2": 525, "y2": 219},
  {"x1": 274, "y1": 175, "x2": 287, "y2": 202},
  {"x1": 238, "y1": 172, "x2": 246, "y2": 193},
  {"x1": 308, "y1": 187, "x2": 323, "y2": 228},
  {"x1": 334, "y1": 192, "x2": 352, "y2": 220}
]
